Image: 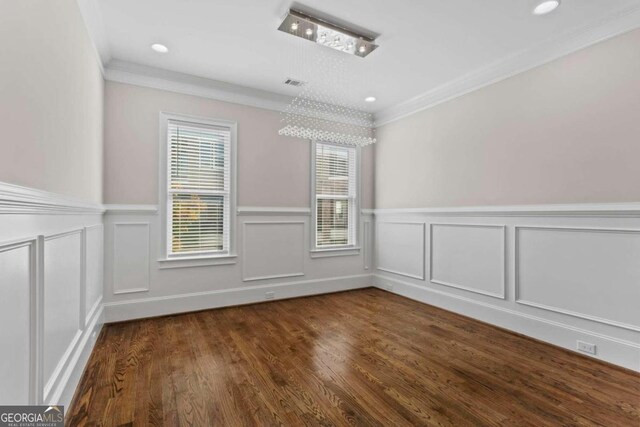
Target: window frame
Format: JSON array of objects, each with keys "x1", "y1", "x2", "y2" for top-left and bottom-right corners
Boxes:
[
  {"x1": 310, "y1": 140, "x2": 361, "y2": 258},
  {"x1": 158, "y1": 112, "x2": 238, "y2": 268}
]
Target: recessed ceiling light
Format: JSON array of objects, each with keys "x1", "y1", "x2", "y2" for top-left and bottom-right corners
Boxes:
[
  {"x1": 533, "y1": 0, "x2": 560, "y2": 15},
  {"x1": 151, "y1": 43, "x2": 169, "y2": 53},
  {"x1": 365, "y1": 96, "x2": 376, "y2": 103}
]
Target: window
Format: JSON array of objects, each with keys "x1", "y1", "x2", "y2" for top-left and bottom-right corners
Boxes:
[
  {"x1": 160, "y1": 113, "x2": 236, "y2": 264},
  {"x1": 313, "y1": 141, "x2": 359, "y2": 250}
]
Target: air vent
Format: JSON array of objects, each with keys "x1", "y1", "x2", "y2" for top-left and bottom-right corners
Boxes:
[{"x1": 284, "y1": 78, "x2": 306, "y2": 87}]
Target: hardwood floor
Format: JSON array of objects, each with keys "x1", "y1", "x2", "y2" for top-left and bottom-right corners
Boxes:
[{"x1": 67, "y1": 288, "x2": 640, "y2": 426}]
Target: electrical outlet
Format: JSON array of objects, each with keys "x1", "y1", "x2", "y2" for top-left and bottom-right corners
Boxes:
[
  {"x1": 577, "y1": 340, "x2": 597, "y2": 355},
  {"x1": 265, "y1": 291, "x2": 275, "y2": 300}
]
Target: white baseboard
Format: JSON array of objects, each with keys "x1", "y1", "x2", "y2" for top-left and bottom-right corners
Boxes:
[
  {"x1": 104, "y1": 274, "x2": 372, "y2": 323},
  {"x1": 49, "y1": 302, "x2": 103, "y2": 408},
  {"x1": 374, "y1": 274, "x2": 640, "y2": 372}
]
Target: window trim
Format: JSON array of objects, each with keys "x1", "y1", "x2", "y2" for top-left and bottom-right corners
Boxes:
[
  {"x1": 310, "y1": 140, "x2": 361, "y2": 256},
  {"x1": 158, "y1": 112, "x2": 238, "y2": 267}
]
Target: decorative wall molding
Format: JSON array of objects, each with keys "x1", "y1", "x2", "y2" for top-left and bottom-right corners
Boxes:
[
  {"x1": 104, "y1": 204, "x2": 158, "y2": 214},
  {"x1": 0, "y1": 222, "x2": 104, "y2": 407},
  {"x1": 373, "y1": 274, "x2": 640, "y2": 372},
  {"x1": 242, "y1": 221, "x2": 306, "y2": 282},
  {"x1": 363, "y1": 220, "x2": 372, "y2": 270},
  {"x1": 0, "y1": 182, "x2": 104, "y2": 215},
  {"x1": 373, "y1": 203, "x2": 640, "y2": 218},
  {"x1": 237, "y1": 206, "x2": 311, "y2": 216},
  {"x1": 374, "y1": 4, "x2": 640, "y2": 126},
  {"x1": 42, "y1": 229, "x2": 84, "y2": 404},
  {"x1": 429, "y1": 223, "x2": 506, "y2": 299},
  {"x1": 105, "y1": 60, "x2": 294, "y2": 113},
  {"x1": 515, "y1": 226, "x2": 640, "y2": 332},
  {"x1": 376, "y1": 222, "x2": 426, "y2": 280},
  {"x1": 0, "y1": 237, "x2": 38, "y2": 404},
  {"x1": 112, "y1": 223, "x2": 150, "y2": 295},
  {"x1": 104, "y1": 274, "x2": 372, "y2": 323}
]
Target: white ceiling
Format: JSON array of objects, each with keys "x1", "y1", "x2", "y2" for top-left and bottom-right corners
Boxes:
[{"x1": 88, "y1": 0, "x2": 640, "y2": 114}]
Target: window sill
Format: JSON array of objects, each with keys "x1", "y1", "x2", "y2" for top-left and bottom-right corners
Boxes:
[
  {"x1": 158, "y1": 254, "x2": 238, "y2": 270},
  {"x1": 310, "y1": 247, "x2": 361, "y2": 258}
]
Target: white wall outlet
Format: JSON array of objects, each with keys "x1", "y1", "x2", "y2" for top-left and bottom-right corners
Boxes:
[
  {"x1": 265, "y1": 291, "x2": 275, "y2": 300},
  {"x1": 577, "y1": 340, "x2": 597, "y2": 355}
]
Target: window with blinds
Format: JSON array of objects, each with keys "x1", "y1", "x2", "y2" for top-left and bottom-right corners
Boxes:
[
  {"x1": 314, "y1": 142, "x2": 357, "y2": 248},
  {"x1": 167, "y1": 120, "x2": 231, "y2": 256}
]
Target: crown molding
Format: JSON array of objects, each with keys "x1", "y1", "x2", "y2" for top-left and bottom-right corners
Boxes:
[
  {"x1": 374, "y1": 5, "x2": 640, "y2": 127},
  {"x1": 105, "y1": 60, "x2": 295, "y2": 113},
  {"x1": 75, "y1": 0, "x2": 110, "y2": 75},
  {"x1": 0, "y1": 182, "x2": 104, "y2": 215},
  {"x1": 373, "y1": 203, "x2": 640, "y2": 218}
]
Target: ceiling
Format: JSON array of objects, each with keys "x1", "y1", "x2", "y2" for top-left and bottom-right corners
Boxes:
[{"x1": 86, "y1": 0, "x2": 640, "y2": 115}]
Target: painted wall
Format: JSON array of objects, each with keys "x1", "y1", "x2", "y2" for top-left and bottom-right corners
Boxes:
[
  {"x1": 104, "y1": 81, "x2": 375, "y2": 208},
  {"x1": 101, "y1": 81, "x2": 375, "y2": 323},
  {"x1": 375, "y1": 28, "x2": 640, "y2": 209},
  {"x1": 0, "y1": 0, "x2": 104, "y2": 204}
]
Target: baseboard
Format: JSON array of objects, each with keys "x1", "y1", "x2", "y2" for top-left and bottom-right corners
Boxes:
[
  {"x1": 49, "y1": 302, "x2": 104, "y2": 408},
  {"x1": 104, "y1": 274, "x2": 373, "y2": 323},
  {"x1": 373, "y1": 274, "x2": 640, "y2": 372}
]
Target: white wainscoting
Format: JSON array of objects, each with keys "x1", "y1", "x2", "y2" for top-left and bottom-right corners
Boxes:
[
  {"x1": 43, "y1": 230, "x2": 83, "y2": 402},
  {"x1": 430, "y1": 224, "x2": 506, "y2": 299},
  {"x1": 376, "y1": 222, "x2": 425, "y2": 280},
  {"x1": 515, "y1": 226, "x2": 640, "y2": 331},
  {"x1": 103, "y1": 206, "x2": 374, "y2": 322},
  {"x1": 242, "y1": 221, "x2": 305, "y2": 282},
  {"x1": 85, "y1": 224, "x2": 104, "y2": 324},
  {"x1": 373, "y1": 204, "x2": 640, "y2": 371},
  {"x1": 112, "y1": 223, "x2": 150, "y2": 294},
  {"x1": 0, "y1": 182, "x2": 104, "y2": 408},
  {"x1": 0, "y1": 239, "x2": 36, "y2": 405}
]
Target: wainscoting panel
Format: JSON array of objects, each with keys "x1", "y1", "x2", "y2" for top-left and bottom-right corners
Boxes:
[
  {"x1": 43, "y1": 230, "x2": 83, "y2": 399},
  {"x1": 364, "y1": 220, "x2": 372, "y2": 270},
  {"x1": 430, "y1": 224, "x2": 506, "y2": 299},
  {"x1": 0, "y1": 240, "x2": 34, "y2": 404},
  {"x1": 112, "y1": 223, "x2": 150, "y2": 294},
  {"x1": 516, "y1": 226, "x2": 640, "y2": 331},
  {"x1": 0, "y1": 182, "x2": 105, "y2": 408},
  {"x1": 376, "y1": 222, "x2": 425, "y2": 279},
  {"x1": 85, "y1": 225, "x2": 103, "y2": 322},
  {"x1": 374, "y1": 205, "x2": 640, "y2": 371},
  {"x1": 242, "y1": 221, "x2": 305, "y2": 281}
]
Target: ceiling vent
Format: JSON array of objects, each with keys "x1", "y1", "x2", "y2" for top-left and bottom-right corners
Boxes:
[{"x1": 284, "y1": 78, "x2": 306, "y2": 87}]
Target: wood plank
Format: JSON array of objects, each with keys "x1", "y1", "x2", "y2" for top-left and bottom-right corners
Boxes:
[{"x1": 67, "y1": 288, "x2": 640, "y2": 426}]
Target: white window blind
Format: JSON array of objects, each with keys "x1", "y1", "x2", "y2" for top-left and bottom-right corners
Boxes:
[
  {"x1": 315, "y1": 142, "x2": 357, "y2": 248},
  {"x1": 167, "y1": 120, "x2": 231, "y2": 256}
]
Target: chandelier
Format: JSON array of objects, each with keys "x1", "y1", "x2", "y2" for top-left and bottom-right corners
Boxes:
[{"x1": 277, "y1": 9, "x2": 378, "y2": 147}]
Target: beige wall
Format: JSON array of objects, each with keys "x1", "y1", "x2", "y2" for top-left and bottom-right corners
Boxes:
[
  {"x1": 0, "y1": 0, "x2": 104, "y2": 203},
  {"x1": 104, "y1": 81, "x2": 375, "y2": 208},
  {"x1": 375, "y1": 29, "x2": 640, "y2": 209}
]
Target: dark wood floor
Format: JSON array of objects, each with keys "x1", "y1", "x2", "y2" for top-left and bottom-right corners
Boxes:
[{"x1": 68, "y1": 288, "x2": 640, "y2": 426}]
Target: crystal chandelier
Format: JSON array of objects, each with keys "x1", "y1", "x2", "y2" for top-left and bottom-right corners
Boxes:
[{"x1": 277, "y1": 9, "x2": 378, "y2": 147}]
